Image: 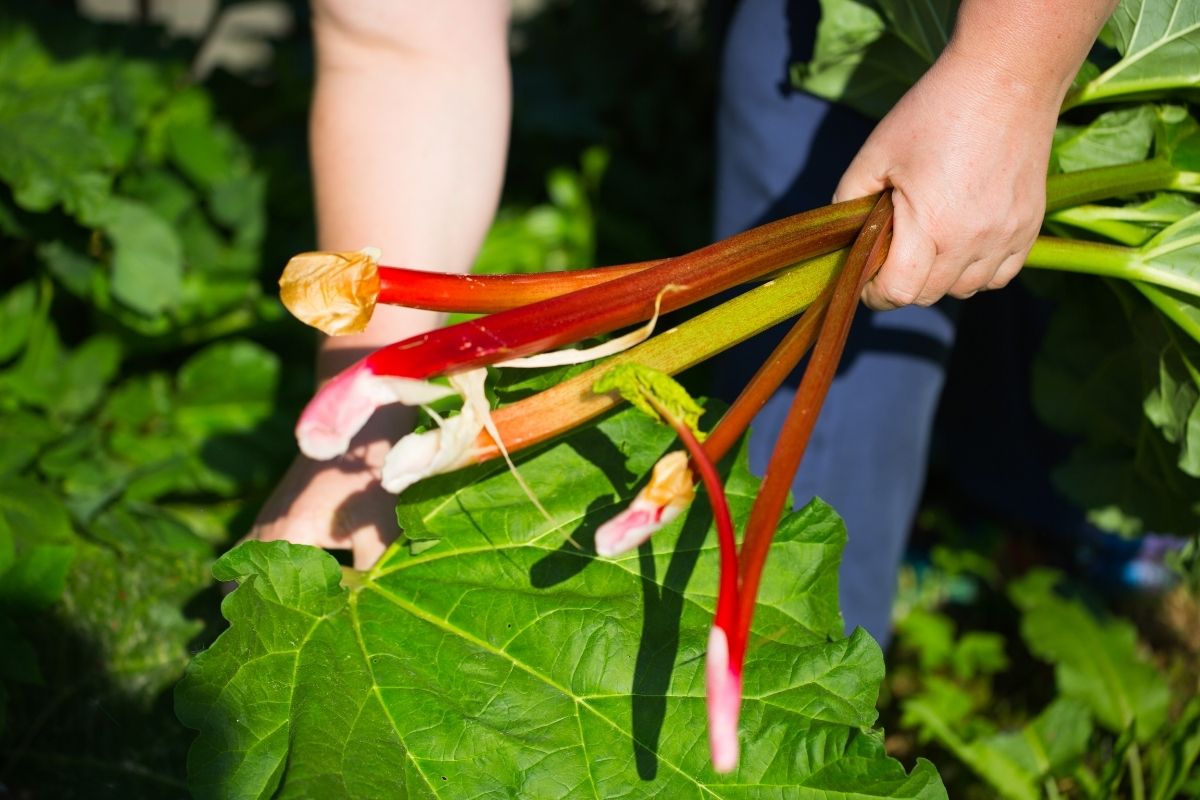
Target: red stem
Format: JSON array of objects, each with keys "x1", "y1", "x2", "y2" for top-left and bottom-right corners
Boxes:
[
  {"x1": 376, "y1": 261, "x2": 662, "y2": 313},
  {"x1": 649, "y1": 399, "x2": 740, "y2": 643},
  {"x1": 702, "y1": 282, "x2": 836, "y2": 466},
  {"x1": 360, "y1": 197, "x2": 876, "y2": 380},
  {"x1": 734, "y1": 192, "x2": 893, "y2": 654}
]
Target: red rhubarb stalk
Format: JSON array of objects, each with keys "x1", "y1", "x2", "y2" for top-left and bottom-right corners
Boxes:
[
  {"x1": 643, "y1": 397, "x2": 741, "y2": 773},
  {"x1": 361, "y1": 197, "x2": 875, "y2": 380},
  {"x1": 734, "y1": 192, "x2": 893, "y2": 656},
  {"x1": 377, "y1": 261, "x2": 661, "y2": 313}
]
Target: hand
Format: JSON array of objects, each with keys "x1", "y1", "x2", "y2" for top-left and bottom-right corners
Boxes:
[
  {"x1": 833, "y1": 46, "x2": 1061, "y2": 310},
  {"x1": 247, "y1": 409, "x2": 411, "y2": 570}
]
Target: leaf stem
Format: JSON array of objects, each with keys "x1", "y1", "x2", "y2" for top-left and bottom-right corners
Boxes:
[
  {"x1": 475, "y1": 251, "x2": 845, "y2": 460},
  {"x1": 1126, "y1": 742, "x2": 1145, "y2": 800},
  {"x1": 1044, "y1": 160, "x2": 1184, "y2": 212},
  {"x1": 362, "y1": 197, "x2": 875, "y2": 380},
  {"x1": 648, "y1": 396, "x2": 739, "y2": 639},
  {"x1": 703, "y1": 282, "x2": 835, "y2": 465},
  {"x1": 1025, "y1": 236, "x2": 1200, "y2": 298}
]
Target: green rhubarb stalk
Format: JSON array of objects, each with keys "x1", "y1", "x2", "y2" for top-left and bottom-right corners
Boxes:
[
  {"x1": 1044, "y1": 160, "x2": 1195, "y2": 212},
  {"x1": 1025, "y1": 236, "x2": 1200, "y2": 298}
]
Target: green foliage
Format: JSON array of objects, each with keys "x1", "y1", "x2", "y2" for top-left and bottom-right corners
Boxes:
[
  {"x1": 1032, "y1": 277, "x2": 1200, "y2": 536},
  {"x1": 1009, "y1": 570, "x2": 1169, "y2": 741},
  {"x1": 0, "y1": 24, "x2": 272, "y2": 341},
  {"x1": 891, "y1": 564, "x2": 1196, "y2": 800},
  {"x1": 178, "y1": 408, "x2": 946, "y2": 798},
  {"x1": 1066, "y1": 0, "x2": 1200, "y2": 109},
  {"x1": 0, "y1": 15, "x2": 297, "y2": 794},
  {"x1": 593, "y1": 363, "x2": 707, "y2": 440}
]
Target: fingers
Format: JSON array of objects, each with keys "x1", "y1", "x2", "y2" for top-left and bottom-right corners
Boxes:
[
  {"x1": 860, "y1": 186, "x2": 1038, "y2": 310},
  {"x1": 861, "y1": 192, "x2": 936, "y2": 310},
  {"x1": 246, "y1": 454, "x2": 400, "y2": 570}
]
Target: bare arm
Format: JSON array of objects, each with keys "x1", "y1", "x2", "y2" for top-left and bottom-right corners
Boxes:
[
  {"x1": 835, "y1": 0, "x2": 1118, "y2": 309},
  {"x1": 251, "y1": 0, "x2": 511, "y2": 568}
]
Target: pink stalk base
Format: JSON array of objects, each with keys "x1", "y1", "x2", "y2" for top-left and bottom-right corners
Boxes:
[
  {"x1": 595, "y1": 498, "x2": 686, "y2": 557},
  {"x1": 706, "y1": 625, "x2": 743, "y2": 774},
  {"x1": 295, "y1": 361, "x2": 455, "y2": 460}
]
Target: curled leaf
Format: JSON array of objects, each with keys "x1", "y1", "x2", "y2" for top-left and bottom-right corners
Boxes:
[
  {"x1": 594, "y1": 363, "x2": 706, "y2": 441},
  {"x1": 279, "y1": 247, "x2": 382, "y2": 335}
]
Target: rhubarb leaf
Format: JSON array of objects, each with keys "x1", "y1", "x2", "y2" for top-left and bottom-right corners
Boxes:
[
  {"x1": 179, "y1": 409, "x2": 945, "y2": 798},
  {"x1": 1052, "y1": 105, "x2": 1157, "y2": 173},
  {"x1": 1139, "y1": 290, "x2": 1200, "y2": 475},
  {"x1": 1009, "y1": 569, "x2": 1169, "y2": 741},
  {"x1": 1065, "y1": 0, "x2": 1200, "y2": 108},
  {"x1": 792, "y1": 0, "x2": 955, "y2": 119}
]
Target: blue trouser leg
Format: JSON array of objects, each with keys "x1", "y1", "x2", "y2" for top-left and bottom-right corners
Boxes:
[{"x1": 714, "y1": 0, "x2": 958, "y2": 645}]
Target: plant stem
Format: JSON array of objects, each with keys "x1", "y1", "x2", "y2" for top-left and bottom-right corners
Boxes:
[
  {"x1": 649, "y1": 397, "x2": 739, "y2": 640},
  {"x1": 703, "y1": 282, "x2": 834, "y2": 465},
  {"x1": 363, "y1": 197, "x2": 875, "y2": 380},
  {"x1": 376, "y1": 261, "x2": 661, "y2": 313},
  {"x1": 1043, "y1": 776, "x2": 1062, "y2": 800},
  {"x1": 735, "y1": 193, "x2": 894, "y2": 649},
  {"x1": 1044, "y1": 160, "x2": 1184, "y2": 212},
  {"x1": 1025, "y1": 236, "x2": 1200, "y2": 297},
  {"x1": 1127, "y1": 742, "x2": 1146, "y2": 800}
]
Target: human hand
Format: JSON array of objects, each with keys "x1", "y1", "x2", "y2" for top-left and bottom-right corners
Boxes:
[
  {"x1": 248, "y1": 407, "x2": 412, "y2": 571},
  {"x1": 833, "y1": 45, "x2": 1061, "y2": 310},
  {"x1": 248, "y1": 449, "x2": 397, "y2": 571}
]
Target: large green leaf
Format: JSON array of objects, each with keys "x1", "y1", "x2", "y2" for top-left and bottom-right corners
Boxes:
[
  {"x1": 178, "y1": 410, "x2": 945, "y2": 798},
  {"x1": 791, "y1": 0, "x2": 955, "y2": 120},
  {"x1": 1009, "y1": 570, "x2": 1169, "y2": 741},
  {"x1": 1052, "y1": 105, "x2": 1157, "y2": 173},
  {"x1": 1066, "y1": 0, "x2": 1200, "y2": 108}
]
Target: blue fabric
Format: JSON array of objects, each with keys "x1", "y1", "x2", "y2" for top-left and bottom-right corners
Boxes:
[{"x1": 713, "y1": 0, "x2": 958, "y2": 645}]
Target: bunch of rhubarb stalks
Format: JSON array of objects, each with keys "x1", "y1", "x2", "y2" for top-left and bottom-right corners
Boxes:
[{"x1": 275, "y1": 159, "x2": 1195, "y2": 771}]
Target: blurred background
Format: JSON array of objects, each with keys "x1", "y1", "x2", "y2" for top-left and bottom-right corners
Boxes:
[{"x1": 0, "y1": 2, "x2": 1194, "y2": 798}]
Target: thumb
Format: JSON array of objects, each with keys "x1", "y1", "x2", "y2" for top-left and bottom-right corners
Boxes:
[{"x1": 832, "y1": 150, "x2": 888, "y2": 204}]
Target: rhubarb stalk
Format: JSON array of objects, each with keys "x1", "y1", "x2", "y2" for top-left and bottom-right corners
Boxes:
[{"x1": 637, "y1": 394, "x2": 741, "y2": 774}]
